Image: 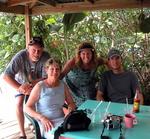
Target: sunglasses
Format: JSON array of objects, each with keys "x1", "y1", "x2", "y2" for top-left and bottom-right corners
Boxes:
[{"x1": 29, "y1": 37, "x2": 44, "y2": 47}]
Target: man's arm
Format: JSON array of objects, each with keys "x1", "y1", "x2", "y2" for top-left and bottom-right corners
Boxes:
[
  {"x1": 96, "y1": 90, "x2": 104, "y2": 101},
  {"x1": 3, "y1": 74, "x2": 32, "y2": 95},
  {"x1": 3, "y1": 50, "x2": 32, "y2": 94},
  {"x1": 96, "y1": 72, "x2": 107, "y2": 101},
  {"x1": 3, "y1": 74, "x2": 20, "y2": 90}
]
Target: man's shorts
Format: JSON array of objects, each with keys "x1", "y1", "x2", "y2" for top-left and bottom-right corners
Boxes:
[{"x1": 15, "y1": 93, "x2": 24, "y2": 98}]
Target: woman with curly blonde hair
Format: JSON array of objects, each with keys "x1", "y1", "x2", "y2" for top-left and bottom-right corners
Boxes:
[{"x1": 60, "y1": 42, "x2": 107, "y2": 107}]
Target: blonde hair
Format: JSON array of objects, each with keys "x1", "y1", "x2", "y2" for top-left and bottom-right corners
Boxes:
[
  {"x1": 75, "y1": 42, "x2": 98, "y2": 67},
  {"x1": 45, "y1": 57, "x2": 62, "y2": 69}
]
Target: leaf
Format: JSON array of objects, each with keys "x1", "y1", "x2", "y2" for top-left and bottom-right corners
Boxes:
[
  {"x1": 48, "y1": 24, "x2": 62, "y2": 32},
  {"x1": 46, "y1": 18, "x2": 56, "y2": 24},
  {"x1": 63, "y1": 13, "x2": 87, "y2": 33}
]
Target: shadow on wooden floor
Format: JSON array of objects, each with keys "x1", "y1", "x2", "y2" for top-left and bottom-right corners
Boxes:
[
  {"x1": 0, "y1": 83, "x2": 35, "y2": 139},
  {"x1": 0, "y1": 118, "x2": 34, "y2": 139}
]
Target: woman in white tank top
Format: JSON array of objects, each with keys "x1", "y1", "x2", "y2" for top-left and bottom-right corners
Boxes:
[{"x1": 25, "y1": 58, "x2": 76, "y2": 138}]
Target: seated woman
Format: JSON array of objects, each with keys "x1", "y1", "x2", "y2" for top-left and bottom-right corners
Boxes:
[{"x1": 25, "y1": 58, "x2": 76, "y2": 139}]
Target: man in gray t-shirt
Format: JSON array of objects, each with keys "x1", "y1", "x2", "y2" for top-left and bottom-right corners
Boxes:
[
  {"x1": 97, "y1": 48, "x2": 144, "y2": 104},
  {"x1": 3, "y1": 37, "x2": 50, "y2": 139}
]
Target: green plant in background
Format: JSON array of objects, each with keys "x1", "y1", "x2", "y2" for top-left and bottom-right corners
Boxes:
[
  {"x1": 0, "y1": 14, "x2": 25, "y2": 73},
  {"x1": 63, "y1": 12, "x2": 87, "y2": 61}
]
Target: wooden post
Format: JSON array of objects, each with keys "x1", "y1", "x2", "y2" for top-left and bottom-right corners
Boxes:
[{"x1": 25, "y1": 5, "x2": 31, "y2": 48}]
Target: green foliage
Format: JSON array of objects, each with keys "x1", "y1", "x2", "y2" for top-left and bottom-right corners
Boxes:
[
  {"x1": 63, "y1": 13, "x2": 87, "y2": 33},
  {"x1": 0, "y1": 14, "x2": 25, "y2": 73}
]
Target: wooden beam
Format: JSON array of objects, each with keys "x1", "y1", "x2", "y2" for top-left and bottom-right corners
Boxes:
[
  {"x1": 29, "y1": 1, "x2": 37, "y2": 8},
  {"x1": 87, "y1": 0, "x2": 95, "y2": 4},
  {"x1": 25, "y1": 5, "x2": 32, "y2": 48},
  {"x1": 0, "y1": 3, "x2": 25, "y2": 14},
  {"x1": 32, "y1": 0, "x2": 150, "y2": 15},
  {"x1": 1, "y1": 0, "x2": 150, "y2": 15},
  {"x1": 37, "y1": 0, "x2": 56, "y2": 6},
  {"x1": 7, "y1": 0, "x2": 37, "y2": 7}
]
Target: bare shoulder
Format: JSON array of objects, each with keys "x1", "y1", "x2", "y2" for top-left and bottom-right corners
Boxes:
[
  {"x1": 30, "y1": 82, "x2": 42, "y2": 97},
  {"x1": 60, "y1": 58, "x2": 75, "y2": 79}
]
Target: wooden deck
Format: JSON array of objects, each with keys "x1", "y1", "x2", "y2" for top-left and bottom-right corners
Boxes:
[
  {"x1": 0, "y1": 88, "x2": 35, "y2": 139},
  {"x1": 0, "y1": 118, "x2": 34, "y2": 139}
]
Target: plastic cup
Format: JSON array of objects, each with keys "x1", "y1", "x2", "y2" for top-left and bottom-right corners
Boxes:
[{"x1": 124, "y1": 114, "x2": 134, "y2": 128}]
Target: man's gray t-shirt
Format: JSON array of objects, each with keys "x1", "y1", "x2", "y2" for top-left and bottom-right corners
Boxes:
[
  {"x1": 4, "y1": 49, "x2": 50, "y2": 84},
  {"x1": 98, "y1": 70, "x2": 140, "y2": 104}
]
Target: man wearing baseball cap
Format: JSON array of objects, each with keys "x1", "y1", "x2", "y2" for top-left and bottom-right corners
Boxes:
[
  {"x1": 3, "y1": 36, "x2": 50, "y2": 139},
  {"x1": 96, "y1": 48, "x2": 144, "y2": 104}
]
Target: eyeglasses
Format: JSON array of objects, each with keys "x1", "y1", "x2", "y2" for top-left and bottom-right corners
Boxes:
[{"x1": 29, "y1": 37, "x2": 44, "y2": 47}]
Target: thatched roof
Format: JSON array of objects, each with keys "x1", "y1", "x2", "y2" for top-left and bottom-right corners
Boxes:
[{"x1": 0, "y1": 0, "x2": 150, "y2": 15}]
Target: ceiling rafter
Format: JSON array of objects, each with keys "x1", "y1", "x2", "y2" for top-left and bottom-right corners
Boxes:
[
  {"x1": 38, "y1": 0, "x2": 56, "y2": 7},
  {"x1": 29, "y1": 1, "x2": 37, "y2": 9},
  {"x1": 7, "y1": 0, "x2": 36, "y2": 7},
  {"x1": 0, "y1": 2, "x2": 25, "y2": 14}
]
